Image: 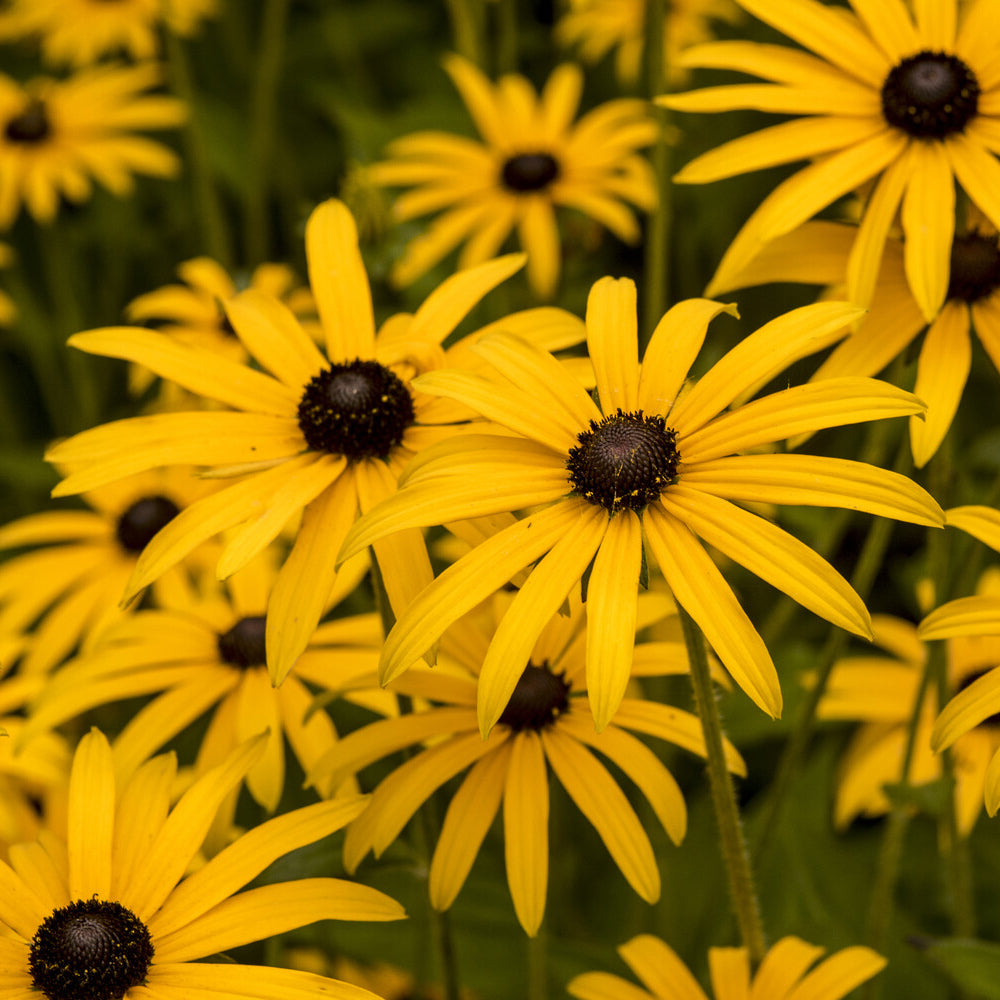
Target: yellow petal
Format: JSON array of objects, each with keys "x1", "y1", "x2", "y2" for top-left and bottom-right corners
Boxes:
[
  {"x1": 586, "y1": 276, "x2": 639, "y2": 412},
  {"x1": 786, "y1": 946, "x2": 887, "y2": 1000},
  {"x1": 920, "y1": 596, "x2": 1000, "y2": 642},
  {"x1": 852, "y1": 0, "x2": 921, "y2": 62},
  {"x1": 932, "y1": 666, "x2": 1000, "y2": 752},
  {"x1": 750, "y1": 937, "x2": 825, "y2": 1000},
  {"x1": 147, "y1": 963, "x2": 387, "y2": 1000},
  {"x1": 946, "y1": 505, "x2": 1000, "y2": 553},
  {"x1": 618, "y1": 934, "x2": 708, "y2": 1000},
  {"x1": 68, "y1": 728, "x2": 114, "y2": 901},
  {"x1": 519, "y1": 196, "x2": 562, "y2": 299}
]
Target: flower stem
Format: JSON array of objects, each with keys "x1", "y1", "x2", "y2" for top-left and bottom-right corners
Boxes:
[
  {"x1": 495, "y1": 0, "x2": 518, "y2": 74},
  {"x1": 444, "y1": 0, "x2": 483, "y2": 67},
  {"x1": 527, "y1": 922, "x2": 548, "y2": 1000},
  {"x1": 679, "y1": 604, "x2": 766, "y2": 961}
]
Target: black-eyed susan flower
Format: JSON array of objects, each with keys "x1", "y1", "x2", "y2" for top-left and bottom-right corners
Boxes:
[
  {"x1": 310, "y1": 593, "x2": 745, "y2": 937},
  {"x1": 0, "y1": 0, "x2": 217, "y2": 66},
  {"x1": 341, "y1": 278, "x2": 943, "y2": 732},
  {"x1": 369, "y1": 55, "x2": 657, "y2": 299},
  {"x1": 20, "y1": 545, "x2": 384, "y2": 810},
  {"x1": 659, "y1": 0, "x2": 1000, "y2": 322},
  {"x1": 0, "y1": 63, "x2": 184, "y2": 229},
  {"x1": 568, "y1": 933, "x2": 886, "y2": 1000},
  {"x1": 556, "y1": 0, "x2": 739, "y2": 86},
  {"x1": 0, "y1": 728, "x2": 404, "y2": 1000},
  {"x1": 46, "y1": 199, "x2": 539, "y2": 687},
  {"x1": 0, "y1": 466, "x2": 220, "y2": 680},
  {"x1": 713, "y1": 214, "x2": 1000, "y2": 467}
]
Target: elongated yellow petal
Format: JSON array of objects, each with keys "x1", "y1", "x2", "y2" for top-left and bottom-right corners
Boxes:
[
  {"x1": 786, "y1": 946, "x2": 887, "y2": 1000},
  {"x1": 68, "y1": 328, "x2": 296, "y2": 414},
  {"x1": 586, "y1": 277, "x2": 639, "y2": 412},
  {"x1": 429, "y1": 742, "x2": 511, "y2": 911},
  {"x1": 681, "y1": 454, "x2": 944, "y2": 526},
  {"x1": 8, "y1": 842, "x2": 69, "y2": 917},
  {"x1": 567, "y1": 972, "x2": 655, "y2": 1000},
  {"x1": 946, "y1": 505, "x2": 1000, "y2": 553},
  {"x1": 948, "y1": 128, "x2": 1000, "y2": 237},
  {"x1": 504, "y1": 731, "x2": 549, "y2": 936},
  {"x1": 644, "y1": 506, "x2": 781, "y2": 718},
  {"x1": 662, "y1": 85, "x2": 880, "y2": 119},
  {"x1": 477, "y1": 505, "x2": 607, "y2": 736},
  {"x1": 920, "y1": 596, "x2": 1000, "y2": 642},
  {"x1": 0, "y1": 510, "x2": 105, "y2": 547},
  {"x1": 543, "y1": 727, "x2": 659, "y2": 902},
  {"x1": 618, "y1": 935, "x2": 707, "y2": 1000},
  {"x1": 661, "y1": 488, "x2": 871, "y2": 637},
  {"x1": 709, "y1": 950, "x2": 751, "y2": 1000},
  {"x1": 852, "y1": 0, "x2": 921, "y2": 62},
  {"x1": 0, "y1": 857, "x2": 48, "y2": 940},
  {"x1": 68, "y1": 728, "x2": 114, "y2": 901},
  {"x1": 750, "y1": 937, "x2": 826, "y2": 1000},
  {"x1": 147, "y1": 963, "x2": 386, "y2": 1000},
  {"x1": 519, "y1": 196, "x2": 561, "y2": 299},
  {"x1": 443, "y1": 54, "x2": 507, "y2": 148}
]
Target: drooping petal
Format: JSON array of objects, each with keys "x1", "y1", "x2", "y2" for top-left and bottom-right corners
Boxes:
[{"x1": 931, "y1": 666, "x2": 1000, "y2": 751}]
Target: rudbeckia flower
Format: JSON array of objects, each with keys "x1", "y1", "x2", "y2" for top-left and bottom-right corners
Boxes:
[
  {"x1": 659, "y1": 0, "x2": 1000, "y2": 322},
  {"x1": 311, "y1": 594, "x2": 745, "y2": 937},
  {"x1": 556, "y1": 0, "x2": 739, "y2": 86},
  {"x1": 20, "y1": 545, "x2": 385, "y2": 810},
  {"x1": 369, "y1": 55, "x2": 657, "y2": 298},
  {"x1": 0, "y1": 63, "x2": 185, "y2": 229},
  {"x1": 712, "y1": 214, "x2": 1000, "y2": 467},
  {"x1": 0, "y1": 0, "x2": 218, "y2": 67},
  {"x1": 46, "y1": 199, "x2": 547, "y2": 687},
  {"x1": 568, "y1": 933, "x2": 886, "y2": 1000},
  {"x1": 341, "y1": 278, "x2": 943, "y2": 731},
  {"x1": 0, "y1": 729, "x2": 404, "y2": 1000}
]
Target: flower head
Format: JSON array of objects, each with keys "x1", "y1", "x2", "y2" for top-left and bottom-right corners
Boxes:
[
  {"x1": 370, "y1": 55, "x2": 657, "y2": 298},
  {"x1": 0, "y1": 63, "x2": 184, "y2": 228},
  {"x1": 660, "y1": 0, "x2": 1000, "y2": 322},
  {"x1": 341, "y1": 278, "x2": 943, "y2": 731}
]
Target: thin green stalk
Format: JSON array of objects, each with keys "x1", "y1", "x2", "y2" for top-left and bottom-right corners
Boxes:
[
  {"x1": 444, "y1": 0, "x2": 483, "y2": 67},
  {"x1": 165, "y1": 31, "x2": 233, "y2": 268},
  {"x1": 244, "y1": 0, "x2": 291, "y2": 265},
  {"x1": 495, "y1": 0, "x2": 518, "y2": 74},
  {"x1": 680, "y1": 604, "x2": 766, "y2": 961},
  {"x1": 642, "y1": 0, "x2": 671, "y2": 346},
  {"x1": 527, "y1": 922, "x2": 548, "y2": 1000}
]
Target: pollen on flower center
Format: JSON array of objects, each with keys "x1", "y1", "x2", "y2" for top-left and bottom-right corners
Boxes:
[
  {"x1": 498, "y1": 662, "x2": 571, "y2": 732},
  {"x1": 297, "y1": 359, "x2": 415, "y2": 459},
  {"x1": 115, "y1": 495, "x2": 180, "y2": 553},
  {"x1": 29, "y1": 898, "x2": 154, "y2": 1000},
  {"x1": 881, "y1": 51, "x2": 979, "y2": 139},
  {"x1": 217, "y1": 615, "x2": 267, "y2": 668},
  {"x1": 4, "y1": 99, "x2": 51, "y2": 144},
  {"x1": 947, "y1": 232, "x2": 1000, "y2": 303},
  {"x1": 501, "y1": 152, "x2": 561, "y2": 192},
  {"x1": 566, "y1": 409, "x2": 679, "y2": 515}
]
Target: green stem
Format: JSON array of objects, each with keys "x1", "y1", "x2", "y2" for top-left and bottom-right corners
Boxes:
[
  {"x1": 495, "y1": 0, "x2": 518, "y2": 74},
  {"x1": 165, "y1": 31, "x2": 233, "y2": 268},
  {"x1": 527, "y1": 925, "x2": 548, "y2": 1000},
  {"x1": 444, "y1": 0, "x2": 483, "y2": 67},
  {"x1": 244, "y1": 0, "x2": 291, "y2": 265},
  {"x1": 680, "y1": 605, "x2": 766, "y2": 961},
  {"x1": 641, "y1": 0, "x2": 671, "y2": 346}
]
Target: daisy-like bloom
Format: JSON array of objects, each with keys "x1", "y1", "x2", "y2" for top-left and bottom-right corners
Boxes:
[
  {"x1": 659, "y1": 0, "x2": 1000, "y2": 322},
  {"x1": 712, "y1": 214, "x2": 1000, "y2": 467},
  {"x1": 0, "y1": 0, "x2": 218, "y2": 67},
  {"x1": 0, "y1": 241, "x2": 15, "y2": 326},
  {"x1": 0, "y1": 466, "x2": 221, "y2": 682},
  {"x1": 340, "y1": 278, "x2": 943, "y2": 732},
  {"x1": 0, "y1": 63, "x2": 184, "y2": 229},
  {"x1": 568, "y1": 933, "x2": 886, "y2": 1000},
  {"x1": 369, "y1": 55, "x2": 657, "y2": 299},
  {"x1": 310, "y1": 593, "x2": 746, "y2": 936},
  {"x1": 0, "y1": 729, "x2": 404, "y2": 1000},
  {"x1": 556, "y1": 0, "x2": 739, "y2": 86},
  {"x1": 20, "y1": 545, "x2": 385, "y2": 811},
  {"x1": 46, "y1": 200, "x2": 557, "y2": 687}
]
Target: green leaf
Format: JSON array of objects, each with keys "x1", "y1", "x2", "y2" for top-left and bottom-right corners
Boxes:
[{"x1": 922, "y1": 938, "x2": 1000, "y2": 998}]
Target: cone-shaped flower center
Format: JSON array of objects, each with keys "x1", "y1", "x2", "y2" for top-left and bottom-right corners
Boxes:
[
  {"x1": 217, "y1": 615, "x2": 267, "y2": 668},
  {"x1": 297, "y1": 359, "x2": 415, "y2": 459},
  {"x1": 566, "y1": 409, "x2": 679, "y2": 515},
  {"x1": 115, "y1": 495, "x2": 180, "y2": 553},
  {"x1": 499, "y1": 662, "x2": 570, "y2": 731},
  {"x1": 881, "y1": 51, "x2": 979, "y2": 138},
  {"x1": 955, "y1": 669, "x2": 1000, "y2": 729},
  {"x1": 29, "y1": 898, "x2": 154, "y2": 1000},
  {"x1": 947, "y1": 232, "x2": 1000, "y2": 303},
  {"x1": 4, "y1": 99, "x2": 51, "y2": 144},
  {"x1": 501, "y1": 152, "x2": 561, "y2": 192}
]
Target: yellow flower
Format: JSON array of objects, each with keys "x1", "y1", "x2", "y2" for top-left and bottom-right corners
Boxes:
[
  {"x1": 46, "y1": 199, "x2": 545, "y2": 688},
  {"x1": 370, "y1": 55, "x2": 657, "y2": 298},
  {"x1": 311, "y1": 593, "x2": 744, "y2": 937},
  {"x1": 0, "y1": 729, "x2": 404, "y2": 1000},
  {"x1": 659, "y1": 0, "x2": 1000, "y2": 322},
  {"x1": 0, "y1": 63, "x2": 184, "y2": 229},
  {"x1": 0, "y1": 0, "x2": 218, "y2": 66},
  {"x1": 568, "y1": 933, "x2": 886, "y2": 1000},
  {"x1": 712, "y1": 214, "x2": 1000, "y2": 467},
  {"x1": 341, "y1": 278, "x2": 943, "y2": 731}
]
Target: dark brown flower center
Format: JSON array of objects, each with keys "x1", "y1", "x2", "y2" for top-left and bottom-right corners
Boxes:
[
  {"x1": 29, "y1": 898, "x2": 154, "y2": 1000},
  {"x1": 955, "y1": 669, "x2": 1000, "y2": 729},
  {"x1": 501, "y1": 152, "x2": 561, "y2": 192},
  {"x1": 4, "y1": 98, "x2": 51, "y2": 144},
  {"x1": 881, "y1": 51, "x2": 979, "y2": 139},
  {"x1": 217, "y1": 615, "x2": 267, "y2": 668},
  {"x1": 566, "y1": 409, "x2": 679, "y2": 515},
  {"x1": 297, "y1": 359, "x2": 414, "y2": 459},
  {"x1": 947, "y1": 231, "x2": 1000, "y2": 303},
  {"x1": 498, "y1": 662, "x2": 570, "y2": 731},
  {"x1": 115, "y1": 495, "x2": 180, "y2": 553}
]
